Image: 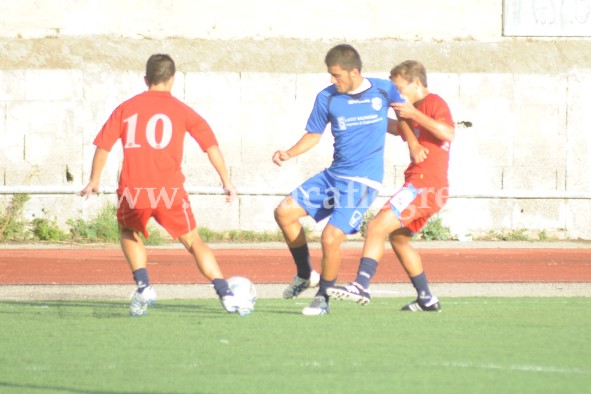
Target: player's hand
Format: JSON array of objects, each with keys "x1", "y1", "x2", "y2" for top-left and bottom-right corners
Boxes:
[
  {"x1": 408, "y1": 141, "x2": 429, "y2": 164},
  {"x1": 80, "y1": 181, "x2": 99, "y2": 199},
  {"x1": 223, "y1": 182, "x2": 238, "y2": 203},
  {"x1": 272, "y1": 150, "x2": 291, "y2": 166},
  {"x1": 392, "y1": 101, "x2": 419, "y2": 121}
]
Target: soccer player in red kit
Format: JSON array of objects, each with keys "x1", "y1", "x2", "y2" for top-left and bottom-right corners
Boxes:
[
  {"x1": 328, "y1": 60, "x2": 455, "y2": 311},
  {"x1": 81, "y1": 54, "x2": 247, "y2": 316}
]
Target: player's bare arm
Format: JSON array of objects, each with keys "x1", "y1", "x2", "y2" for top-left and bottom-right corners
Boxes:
[
  {"x1": 272, "y1": 132, "x2": 323, "y2": 166},
  {"x1": 387, "y1": 118, "x2": 399, "y2": 136},
  {"x1": 206, "y1": 145, "x2": 237, "y2": 203},
  {"x1": 395, "y1": 116, "x2": 429, "y2": 164},
  {"x1": 393, "y1": 101, "x2": 455, "y2": 142},
  {"x1": 80, "y1": 147, "x2": 109, "y2": 198}
]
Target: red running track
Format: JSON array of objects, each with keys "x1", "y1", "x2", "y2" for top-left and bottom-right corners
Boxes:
[{"x1": 1, "y1": 247, "x2": 590, "y2": 285}]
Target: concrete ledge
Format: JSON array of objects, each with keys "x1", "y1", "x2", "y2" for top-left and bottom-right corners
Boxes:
[{"x1": 1, "y1": 38, "x2": 590, "y2": 74}]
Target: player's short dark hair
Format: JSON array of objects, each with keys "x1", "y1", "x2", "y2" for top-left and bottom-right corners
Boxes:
[
  {"x1": 390, "y1": 60, "x2": 428, "y2": 87},
  {"x1": 145, "y1": 54, "x2": 176, "y2": 86},
  {"x1": 325, "y1": 44, "x2": 362, "y2": 72}
]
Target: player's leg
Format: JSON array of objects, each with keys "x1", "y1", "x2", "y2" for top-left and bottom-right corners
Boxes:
[
  {"x1": 390, "y1": 227, "x2": 440, "y2": 312},
  {"x1": 327, "y1": 207, "x2": 400, "y2": 305},
  {"x1": 274, "y1": 196, "x2": 321, "y2": 298},
  {"x1": 305, "y1": 179, "x2": 379, "y2": 314},
  {"x1": 154, "y1": 201, "x2": 244, "y2": 314},
  {"x1": 302, "y1": 223, "x2": 347, "y2": 315},
  {"x1": 179, "y1": 226, "x2": 223, "y2": 280},
  {"x1": 179, "y1": 228, "x2": 246, "y2": 314},
  {"x1": 274, "y1": 195, "x2": 308, "y2": 247},
  {"x1": 319, "y1": 224, "x2": 347, "y2": 281},
  {"x1": 274, "y1": 195, "x2": 313, "y2": 279},
  {"x1": 363, "y1": 207, "x2": 402, "y2": 265},
  {"x1": 275, "y1": 173, "x2": 332, "y2": 299},
  {"x1": 120, "y1": 229, "x2": 158, "y2": 316},
  {"x1": 392, "y1": 186, "x2": 446, "y2": 312},
  {"x1": 120, "y1": 226, "x2": 148, "y2": 282},
  {"x1": 117, "y1": 204, "x2": 157, "y2": 317}
]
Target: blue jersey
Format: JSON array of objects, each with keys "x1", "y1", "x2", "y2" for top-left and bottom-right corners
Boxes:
[{"x1": 305, "y1": 78, "x2": 404, "y2": 184}]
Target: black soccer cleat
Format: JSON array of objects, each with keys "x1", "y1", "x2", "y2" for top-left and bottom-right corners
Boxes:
[{"x1": 401, "y1": 296, "x2": 442, "y2": 312}]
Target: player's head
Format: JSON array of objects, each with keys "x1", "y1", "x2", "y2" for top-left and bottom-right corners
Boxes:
[
  {"x1": 390, "y1": 60, "x2": 428, "y2": 102},
  {"x1": 389, "y1": 60, "x2": 428, "y2": 87},
  {"x1": 145, "y1": 54, "x2": 176, "y2": 87},
  {"x1": 325, "y1": 44, "x2": 363, "y2": 94},
  {"x1": 325, "y1": 44, "x2": 362, "y2": 72}
]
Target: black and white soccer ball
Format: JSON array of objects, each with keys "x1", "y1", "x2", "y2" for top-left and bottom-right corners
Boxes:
[{"x1": 227, "y1": 276, "x2": 257, "y2": 315}]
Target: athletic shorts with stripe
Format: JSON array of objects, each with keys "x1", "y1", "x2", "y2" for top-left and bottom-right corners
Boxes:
[
  {"x1": 117, "y1": 196, "x2": 197, "y2": 239},
  {"x1": 382, "y1": 180, "x2": 448, "y2": 235},
  {"x1": 290, "y1": 169, "x2": 380, "y2": 235}
]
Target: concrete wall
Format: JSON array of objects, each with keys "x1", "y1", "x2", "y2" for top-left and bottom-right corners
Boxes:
[{"x1": 1, "y1": 0, "x2": 591, "y2": 239}]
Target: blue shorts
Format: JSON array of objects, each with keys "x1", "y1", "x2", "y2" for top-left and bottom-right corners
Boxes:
[{"x1": 290, "y1": 170, "x2": 380, "y2": 234}]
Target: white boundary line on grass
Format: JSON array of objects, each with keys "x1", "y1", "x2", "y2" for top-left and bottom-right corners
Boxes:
[
  {"x1": 438, "y1": 360, "x2": 589, "y2": 375},
  {"x1": 0, "y1": 282, "x2": 590, "y2": 301}
]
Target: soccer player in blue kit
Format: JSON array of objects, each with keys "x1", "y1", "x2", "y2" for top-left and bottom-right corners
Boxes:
[{"x1": 272, "y1": 44, "x2": 409, "y2": 315}]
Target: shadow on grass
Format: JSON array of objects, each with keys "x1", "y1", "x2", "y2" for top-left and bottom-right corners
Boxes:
[
  {"x1": 0, "y1": 380, "x2": 183, "y2": 394},
  {"x1": 0, "y1": 299, "x2": 309, "y2": 319},
  {"x1": 0, "y1": 300, "x2": 239, "y2": 319}
]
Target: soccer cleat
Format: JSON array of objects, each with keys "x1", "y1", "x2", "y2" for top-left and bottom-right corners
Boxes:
[
  {"x1": 220, "y1": 293, "x2": 254, "y2": 316},
  {"x1": 282, "y1": 270, "x2": 320, "y2": 299},
  {"x1": 326, "y1": 283, "x2": 371, "y2": 305},
  {"x1": 129, "y1": 286, "x2": 157, "y2": 317},
  {"x1": 220, "y1": 293, "x2": 239, "y2": 313},
  {"x1": 302, "y1": 295, "x2": 329, "y2": 316},
  {"x1": 401, "y1": 296, "x2": 442, "y2": 312}
]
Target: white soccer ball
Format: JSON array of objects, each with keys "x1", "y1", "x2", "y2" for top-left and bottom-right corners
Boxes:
[{"x1": 227, "y1": 276, "x2": 257, "y2": 315}]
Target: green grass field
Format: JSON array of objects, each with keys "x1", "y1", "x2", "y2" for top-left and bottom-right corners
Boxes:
[{"x1": 0, "y1": 297, "x2": 589, "y2": 394}]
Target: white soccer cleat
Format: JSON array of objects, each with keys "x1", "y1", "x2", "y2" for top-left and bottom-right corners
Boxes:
[
  {"x1": 129, "y1": 286, "x2": 157, "y2": 317},
  {"x1": 283, "y1": 270, "x2": 320, "y2": 299},
  {"x1": 302, "y1": 295, "x2": 329, "y2": 316},
  {"x1": 220, "y1": 294, "x2": 239, "y2": 313},
  {"x1": 225, "y1": 276, "x2": 256, "y2": 316},
  {"x1": 220, "y1": 294, "x2": 254, "y2": 316}
]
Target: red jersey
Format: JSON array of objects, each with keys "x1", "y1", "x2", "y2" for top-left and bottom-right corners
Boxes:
[
  {"x1": 93, "y1": 90, "x2": 218, "y2": 209},
  {"x1": 398, "y1": 93, "x2": 454, "y2": 187}
]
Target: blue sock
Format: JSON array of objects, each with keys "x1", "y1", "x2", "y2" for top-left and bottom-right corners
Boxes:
[
  {"x1": 410, "y1": 272, "x2": 433, "y2": 303},
  {"x1": 354, "y1": 257, "x2": 378, "y2": 290},
  {"x1": 289, "y1": 244, "x2": 311, "y2": 279},
  {"x1": 212, "y1": 278, "x2": 232, "y2": 297},
  {"x1": 132, "y1": 268, "x2": 150, "y2": 293},
  {"x1": 317, "y1": 277, "x2": 335, "y2": 300}
]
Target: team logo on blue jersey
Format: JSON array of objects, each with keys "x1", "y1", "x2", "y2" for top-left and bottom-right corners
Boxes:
[
  {"x1": 337, "y1": 116, "x2": 347, "y2": 130},
  {"x1": 371, "y1": 97, "x2": 383, "y2": 111}
]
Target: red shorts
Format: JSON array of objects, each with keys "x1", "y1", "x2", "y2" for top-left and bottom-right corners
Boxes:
[
  {"x1": 381, "y1": 181, "x2": 448, "y2": 234},
  {"x1": 117, "y1": 197, "x2": 197, "y2": 239}
]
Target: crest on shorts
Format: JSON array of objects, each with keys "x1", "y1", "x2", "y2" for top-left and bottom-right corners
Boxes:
[{"x1": 350, "y1": 210, "x2": 363, "y2": 228}]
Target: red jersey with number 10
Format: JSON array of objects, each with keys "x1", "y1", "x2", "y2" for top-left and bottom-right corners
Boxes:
[{"x1": 93, "y1": 90, "x2": 218, "y2": 209}]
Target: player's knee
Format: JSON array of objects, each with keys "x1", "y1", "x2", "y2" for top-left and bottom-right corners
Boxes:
[
  {"x1": 179, "y1": 227, "x2": 200, "y2": 249},
  {"x1": 389, "y1": 230, "x2": 411, "y2": 251},
  {"x1": 366, "y1": 219, "x2": 388, "y2": 239},
  {"x1": 274, "y1": 205, "x2": 287, "y2": 225},
  {"x1": 321, "y1": 229, "x2": 344, "y2": 249},
  {"x1": 274, "y1": 200, "x2": 295, "y2": 225}
]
